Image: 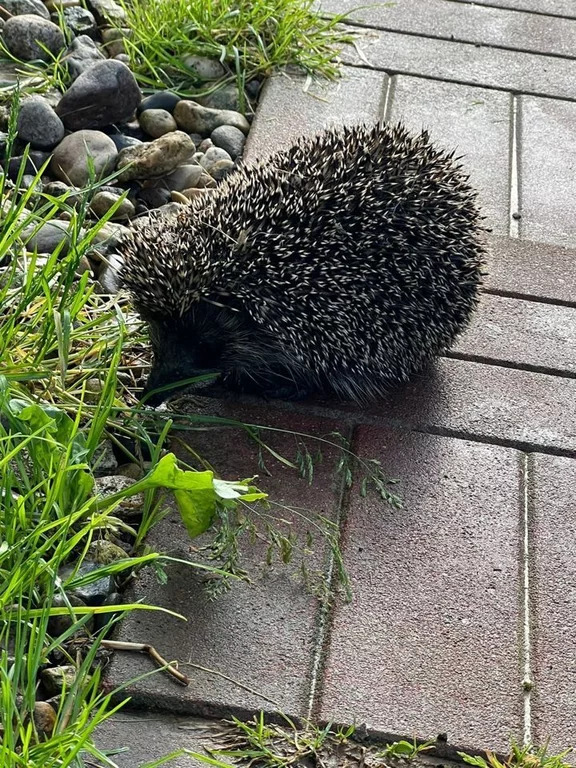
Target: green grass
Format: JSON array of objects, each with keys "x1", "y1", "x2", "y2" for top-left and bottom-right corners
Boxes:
[{"x1": 118, "y1": 0, "x2": 356, "y2": 96}]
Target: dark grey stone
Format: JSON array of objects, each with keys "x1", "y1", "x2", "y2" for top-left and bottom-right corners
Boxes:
[
  {"x1": 84, "y1": 0, "x2": 126, "y2": 25},
  {"x1": 17, "y1": 95, "x2": 65, "y2": 150},
  {"x1": 2, "y1": 14, "x2": 65, "y2": 61},
  {"x1": 56, "y1": 59, "x2": 141, "y2": 131},
  {"x1": 200, "y1": 83, "x2": 241, "y2": 111},
  {"x1": 61, "y1": 6, "x2": 98, "y2": 38},
  {"x1": 61, "y1": 35, "x2": 105, "y2": 80},
  {"x1": 7, "y1": 150, "x2": 50, "y2": 181},
  {"x1": 1, "y1": 0, "x2": 49, "y2": 18},
  {"x1": 22, "y1": 220, "x2": 75, "y2": 255},
  {"x1": 210, "y1": 124, "x2": 246, "y2": 159},
  {"x1": 48, "y1": 594, "x2": 93, "y2": 636},
  {"x1": 59, "y1": 560, "x2": 115, "y2": 604},
  {"x1": 137, "y1": 90, "x2": 180, "y2": 116},
  {"x1": 173, "y1": 100, "x2": 249, "y2": 137},
  {"x1": 50, "y1": 129, "x2": 118, "y2": 186},
  {"x1": 108, "y1": 132, "x2": 143, "y2": 151}
]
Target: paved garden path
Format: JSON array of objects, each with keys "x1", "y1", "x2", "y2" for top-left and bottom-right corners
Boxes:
[{"x1": 99, "y1": 1, "x2": 576, "y2": 763}]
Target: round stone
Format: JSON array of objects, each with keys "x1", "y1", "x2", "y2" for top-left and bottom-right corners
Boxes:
[
  {"x1": 136, "y1": 186, "x2": 171, "y2": 209},
  {"x1": 17, "y1": 95, "x2": 64, "y2": 150},
  {"x1": 146, "y1": 163, "x2": 203, "y2": 193},
  {"x1": 2, "y1": 0, "x2": 49, "y2": 17},
  {"x1": 90, "y1": 190, "x2": 135, "y2": 220},
  {"x1": 207, "y1": 158, "x2": 235, "y2": 181},
  {"x1": 116, "y1": 130, "x2": 195, "y2": 181},
  {"x1": 183, "y1": 54, "x2": 225, "y2": 81},
  {"x1": 2, "y1": 15, "x2": 65, "y2": 61},
  {"x1": 22, "y1": 220, "x2": 75, "y2": 255},
  {"x1": 210, "y1": 124, "x2": 246, "y2": 160},
  {"x1": 137, "y1": 90, "x2": 180, "y2": 116},
  {"x1": 7, "y1": 150, "x2": 49, "y2": 181},
  {"x1": 199, "y1": 145, "x2": 232, "y2": 173},
  {"x1": 55, "y1": 59, "x2": 141, "y2": 131},
  {"x1": 61, "y1": 6, "x2": 97, "y2": 38},
  {"x1": 139, "y1": 108, "x2": 177, "y2": 139},
  {"x1": 200, "y1": 83, "x2": 241, "y2": 111},
  {"x1": 61, "y1": 34, "x2": 105, "y2": 80},
  {"x1": 51, "y1": 129, "x2": 118, "y2": 186},
  {"x1": 173, "y1": 100, "x2": 249, "y2": 137},
  {"x1": 108, "y1": 132, "x2": 143, "y2": 151}
]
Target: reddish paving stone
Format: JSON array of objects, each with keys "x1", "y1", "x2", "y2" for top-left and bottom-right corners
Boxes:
[
  {"x1": 96, "y1": 712, "x2": 220, "y2": 768},
  {"x1": 485, "y1": 235, "x2": 576, "y2": 304},
  {"x1": 319, "y1": 428, "x2": 523, "y2": 750},
  {"x1": 105, "y1": 406, "x2": 346, "y2": 717},
  {"x1": 447, "y1": 0, "x2": 576, "y2": 17},
  {"x1": 519, "y1": 96, "x2": 576, "y2": 249},
  {"x1": 320, "y1": 0, "x2": 576, "y2": 58},
  {"x1": 244, "y1": 68, "x2": 388, "y2": 161},
  {"x1": 530, "y1": 454, "x2": 576, "y2": 753},
  {"x1": 454, "y1": 294, "x2": 576, "y2": 375},
  {"x1": 388, "y1": 75, "x2": 510, "y2": 234},
  {"x1": 340, "y1": 29, "x2": 576, "y2": 101}
]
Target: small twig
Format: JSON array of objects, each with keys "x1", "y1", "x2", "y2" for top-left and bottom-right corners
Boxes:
[
  {"x1": 183, "y1": 660, "x2": 280, "y2": 707},
  {"x1": 0, "y1": 4, "x2": 13, "y2": 19},
  {"x1": 101, "y1": 639, "x2": 190, "y2": 686}
]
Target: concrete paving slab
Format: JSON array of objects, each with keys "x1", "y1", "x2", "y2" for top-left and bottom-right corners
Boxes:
[
  {"x1": 309, "y1": 358, "x2": 576, "y2": 455},
  {"x1": 340, "y1": 29, "x2": 576, "y2": 101},
  {"x1": 484, "y1": 235, "x2": 576, "y2": 305},
  {"x1": 105, "y1": 407, "x2": 345, "y2": 718},
  {"x1": 319, "y1": 428, "x2": 523, "y2": 751},
  {"x1": 387, "y1": 75, "x2": 510, "y2": 235},
  {"x1": 244, "y1": 68, "x2": 388, "y2": 160},
  {"x1": 518, "y1": 95, "x2": 576, "y2": 249},
  {"x1": 96, "y1": 712, "x2": 222, "y2": 768},
  {"x1": 529, "y1": 454, "x2": 576, "y2": 753},
  {"x1": 319, "y1": 0, "x2": 576, "y2": 58},
  {"x1": 447, "y1": 0, "x2": 576, "y2": 18},
  {"x1": 454, "y1": 294, "x2": 576, "y2": 375}
]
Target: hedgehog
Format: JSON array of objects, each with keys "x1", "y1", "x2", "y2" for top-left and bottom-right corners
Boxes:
[{"x1": 119, "y1": 121, "x2": 485, "y2": 406}]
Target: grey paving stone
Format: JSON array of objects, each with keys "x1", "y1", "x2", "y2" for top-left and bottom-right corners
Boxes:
[
  {"x1": 313, "y1": 358, "x2": 576, "y2": 455},
  {"x1": 319, "y1": 0, "x2": 576, "y2": 58},
  {"x1": 245, "y1": 68, "x2": 388, "y2": 160},
  {"x1": 447, "y1": 0, "x2": 576, "y2": 18},
  {"x1": 340, "y1": 29, "x2": 576, "y2": 101},
  {"x1": 105, "y1": 406, "x2": 345, "y2": 718},
  {"x1": 484, "y1": 235, "x2": 576, "y2": 304},
  {"x1": 96, "y1": 712, "x2": 221, "y2": 768},
  {"x1": 454, "y1": 294, "x2": 576, "y2": 374},
  {"x1": 529, "y1": 454, "x2": 576, "y2": 753},
  {"x1": 319, "y1": 428, "x2": 523, "y2": 751},
  {"x1": 519, "y1": 95, "x2": 576, "y2": 249},
  {"x1": 388, "y1": 75, "x2": 510, "y2": 235}
]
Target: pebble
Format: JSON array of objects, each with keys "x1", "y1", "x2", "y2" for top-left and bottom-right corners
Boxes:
[
  {"x1": 207, "y1": 158, "x2": 235, "y2": 181},
  {"x1": 199, "y1": 145, "x2": 232, "y2": 173},
  {"x1": 195, "y1": 170, "x2": 217, "y2": 189},
  {"x1": 173, "y1": 100, "x2": 249, "y2": 137},
  {"x1": 116, "y1": 130, "x2": 195, "y2": 181},
  {"x1": 7, "y1": 150, "x2": 50, "y2": 180},
  {"x1": 139, "y1": 108, "x2": 177, "y2": 139},
  {"x1": 2, "y1": 0, "x2": 49, "y2": 17},
  {"x1": 200, "y1": 83, "x2": 241, "y2": 112},
  {"x1": 90, "y1": 190, "x2": 135, "y2": 220},
  {"x1": 2, "y1": 15, "x2": 65, "y2": 61},
  {"x1": 33, "y1": 702, "x2": 57, "y2": 737},
  {"x1": 43, "y1": 180, "x2": 81, "y2": 205},
  {"x1": 183, "y1": 54, "x2": 225, "y2": 81},
  {"x1": 114, "y1": 53, "x2": 130, "y2": 64},
  {"x1": 96, "y1": 261, "x2": 120, "y2": 293},
  {"x1": 146, "y1": 163, "x2": 204, "y2": 192},
  {"x1": 47, "y1": 593, "x2": 93, "y2": 636},
  {"x1": 108, "y1": 132, "x2": 143, "y2": 151},
  {"x1": 198, "y1": 137, "x2": 213, "y2": 152},
  {"x1": 210, "y1": 124, "x2": 246, "y2": 159},
  {"x1": 101, "y1": 26, "x2": 129, "y2": 57},
  {"x1": 60, "y1": 560, "x2": 115, "y2": 603},
  {"x1": 137, "y1": 90, "x2": 180, "y2": 116},
  {"x1": 61, "y1": 6, "x2": 98, "y2": 38},
  {"x1": 56, "y1": 60, "x2": 141, "y2": 131},
  {"x1": 181, "y1": 186, "x2": 214, "y2": 202},
  {"x1": 91, "y1": 220, "x2": 130, "y2": 248},
  {"x1": 85, "y1": 0, "x2": 126, "y2": 25},
  {"x1": 92, "y1": 439, "x2": 119, "y2": 475},
  {"x1": 22, "y1": 220, "x2": 75, "y2": 255},
  {"x1": 136, "y1": 186, "x2": 171, "y2": 209},
  {"x1": 51, "y1": 129, "x2": 118, "y2": 187},
  {"x1": 61, "y1": 34, "x2": 105, "y2": 80},
  {"x1": 16, "y1": 95, "x2": 64, "y2": 150},
  {"x1": 41, "y1": 666, "x2": 77, "y2": 696},
  {"x1": 94, "y1": 475, "x2": 144, "y2": 521}
]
